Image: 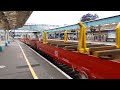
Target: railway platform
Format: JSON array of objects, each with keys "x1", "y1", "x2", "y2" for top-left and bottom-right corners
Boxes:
[{"x1": 0, "y1": 40, "x2": 71, "y2": 79}]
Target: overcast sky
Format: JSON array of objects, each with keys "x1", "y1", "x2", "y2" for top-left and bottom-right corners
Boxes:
[{"x1": 25, "y1": 11, "x2": 120, "y2": 27}]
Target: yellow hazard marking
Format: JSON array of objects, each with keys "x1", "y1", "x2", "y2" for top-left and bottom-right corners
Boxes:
[{"x1": 17, "y1": 41, "x2": 38, "y2": 79}]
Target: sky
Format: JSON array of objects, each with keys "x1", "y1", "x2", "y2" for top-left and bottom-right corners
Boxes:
[{"x1": 25, "y1": 11, "x2": 120, "y2": 27}]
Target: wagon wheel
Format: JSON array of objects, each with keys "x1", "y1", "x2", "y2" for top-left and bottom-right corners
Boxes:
[{"x1": 80, "y1": 71, "x2": 89, "y2": 79}]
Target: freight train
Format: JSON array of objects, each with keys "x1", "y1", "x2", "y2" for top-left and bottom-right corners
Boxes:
[{"x1": 20, "y1": 22, "x2": 120, "y2": 79}]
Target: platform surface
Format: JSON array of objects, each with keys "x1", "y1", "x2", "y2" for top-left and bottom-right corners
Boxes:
[{"x1": 0, "y1": 40, "x2": 69, "y2": 79}]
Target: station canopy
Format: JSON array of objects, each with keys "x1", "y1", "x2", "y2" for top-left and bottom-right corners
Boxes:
[{"x1": 0, "y1": 11, "x2": 33, "y2": 30}]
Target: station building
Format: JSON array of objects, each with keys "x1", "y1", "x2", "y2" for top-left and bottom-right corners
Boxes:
[{"x1": 47, "y1": 15, "x2": 120, "y2": 42}]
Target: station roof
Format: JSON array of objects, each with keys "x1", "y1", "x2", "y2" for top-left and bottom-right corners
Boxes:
[
  {"x1": 0, "y1": 11, "x2": 33, "y2": 30},
  {"x1": 45, "y1": 15, "x2": 120, "y2": 32},
  {"x1": 84, "y1": 15, "x2": 120, "y2": 26}
]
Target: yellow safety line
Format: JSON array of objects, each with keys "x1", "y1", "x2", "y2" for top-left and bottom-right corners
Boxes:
[{"x1": 17, "y1": 41, "x2": 38, "y2": 79}]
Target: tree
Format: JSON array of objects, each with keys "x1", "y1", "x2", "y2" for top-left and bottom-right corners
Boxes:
[{"x1": 80, "y1": 13, "x2": 99, "y2": 22}]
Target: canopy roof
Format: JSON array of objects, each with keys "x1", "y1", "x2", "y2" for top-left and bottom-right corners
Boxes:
[{"x1": 0, "y1": 11, "x2": 32, "y2": 30}]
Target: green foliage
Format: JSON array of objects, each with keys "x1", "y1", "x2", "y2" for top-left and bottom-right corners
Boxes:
[{"x1": 81, "y1": 13, "x2": 99, "y2": 22}]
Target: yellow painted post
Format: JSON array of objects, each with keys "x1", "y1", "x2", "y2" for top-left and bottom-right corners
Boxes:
[
  {"x1": 116, "y1": 26, "x2": 118, "y2": 47},
  {"x1": 43, "y1": 31, "x2": 47, "y2": 44},
  {"x1": 115, "y1": 22, "x2": 120, "y2": 48},
  {"x1": 64, "y1": 30, "x2": 68, "y2": 42},
  {"x1": 77, "y1": 22, "x2": 89, "y2": 54}
]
